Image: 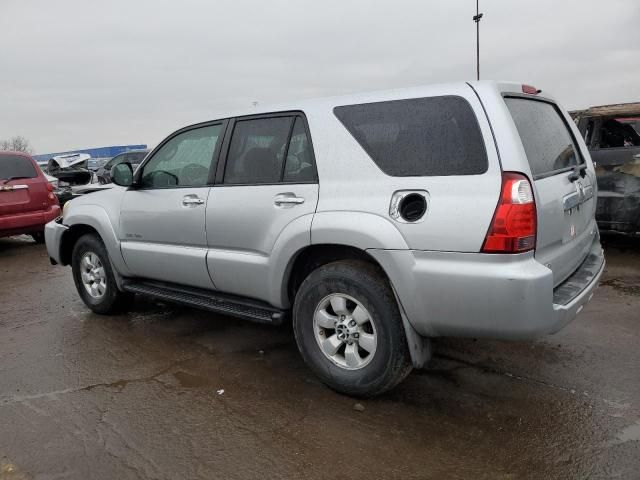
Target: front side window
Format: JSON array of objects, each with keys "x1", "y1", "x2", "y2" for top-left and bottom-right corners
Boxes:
[
  {"x1": 105, "y1": 154, "x2": 125, "y2": 170},
  {"x1": 141, "y1": 125, "x2": 222, "y2": 188},
  {"x1": 223, "y1": 117, "x2": 293, "y2": 184}
]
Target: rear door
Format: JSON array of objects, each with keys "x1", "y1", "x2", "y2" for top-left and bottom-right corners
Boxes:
[
  {"x1": 205, "y1": 113, "x2": 319, "y2": 301},
  {"x1": 0, "y1": 154, "x2": 48, "y2": 221},
  {"x1": 505, "y1": 96, "x2": 597, "y2": 286}
]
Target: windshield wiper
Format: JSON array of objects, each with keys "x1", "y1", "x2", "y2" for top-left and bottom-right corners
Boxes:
[
  {"x1": 568, "y1": 164, "x2": 587, "y2": 182},
  {"x1": 0, "y1": 175, "x2": 31, "y2": 184}
]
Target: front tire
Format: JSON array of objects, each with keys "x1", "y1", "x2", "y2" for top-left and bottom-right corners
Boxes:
[
  {"x1": 293, "y1": 260, "x2": 412, "y2": 397},
  {"x1": 71, "y1": 233, "x2": 132, "y2": 314}
]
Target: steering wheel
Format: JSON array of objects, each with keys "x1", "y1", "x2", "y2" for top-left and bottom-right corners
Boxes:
[
  {"x1": 180, "y1": 163, "x2": 209, "y2": 186},
  {"x1": 143, "y1": 170, "x2": 179, "y2": 187}
]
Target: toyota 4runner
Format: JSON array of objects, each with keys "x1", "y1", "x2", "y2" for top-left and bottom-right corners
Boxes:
[{"x1": 45, "y1": 81, "x2": 605, "y2": 396}]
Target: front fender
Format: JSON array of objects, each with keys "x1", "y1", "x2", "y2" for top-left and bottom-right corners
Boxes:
[{"x1": 64, "y1": 204, "x2": 131, "y2": 277}]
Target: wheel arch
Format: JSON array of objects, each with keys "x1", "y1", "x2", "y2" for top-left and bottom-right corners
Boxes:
[
  {"x1": 284, "y1": 243, "x2": 431, "y2": 369},
  {"x1": 60, "y1": 204, "x2": 131, "y2": 283},
  {"x1": 59, "y1": 224, "x2": 101, "y2": 265}
]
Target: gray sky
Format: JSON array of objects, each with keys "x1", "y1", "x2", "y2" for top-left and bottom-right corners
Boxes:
[{"x1": 1, "y1": 0, "x2": 638, "y2": 154}]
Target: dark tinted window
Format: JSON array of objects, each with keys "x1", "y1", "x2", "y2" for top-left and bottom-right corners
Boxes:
[
  {"x1": 334, "y1": 96, "x2": 487, "y2": 177},
  {"x1": 105, "y1": 153, "x2": 125, "y2": 170},
  {"x1": 505, "y1": 98, "x2": 582, "y2": 177},
  {"x1": 141, "y1": 125, "x2": 222, "y2": 188},
  {"x1": 0, "y1": 154, "x2": 37, "y2": 181},
  {"x1": 283, "y1": 117, "x2": 316, "y2": 182},
  {"x1": 598, "y1": 118, "x2": 640, "y2": 148},
  {"x1": 224, "y1": 117, "x2": 293, "y2": 184}
]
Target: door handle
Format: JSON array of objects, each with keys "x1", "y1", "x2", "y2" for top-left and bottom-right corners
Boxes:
[
  {"x1": 274, "y1": 193, "x2": 305, "y2": 207},
  {"x1": 182, "y1": 195, "x2": 204, "y2": 206}
]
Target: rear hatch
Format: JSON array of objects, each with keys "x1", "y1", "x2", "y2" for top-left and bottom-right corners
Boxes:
[
  {"x1": 0, "y1": 154, "x2": 47, "y2": 218},
  {"x1": 505, "y1": 96, "x2": 598, "y2": 286}
]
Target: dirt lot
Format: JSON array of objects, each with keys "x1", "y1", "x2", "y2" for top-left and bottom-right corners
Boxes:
[{"x1": 0, "y1": 236, "x2": 638, "y2": 479}]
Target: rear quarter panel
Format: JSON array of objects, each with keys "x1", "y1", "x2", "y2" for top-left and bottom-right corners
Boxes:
[{"x1": 306, "y1": 83, "x2": 502, "y2": 252}]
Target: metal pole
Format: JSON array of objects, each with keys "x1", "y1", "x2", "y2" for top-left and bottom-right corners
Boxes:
[
  {"x1": 473, "y1": 0, "x2": 483, "y2": 81},
  {"x1": 476, "y1": 0, "x2": 480, "y2": 80}
]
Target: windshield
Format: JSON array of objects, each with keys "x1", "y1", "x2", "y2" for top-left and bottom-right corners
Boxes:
[{"x1": 0, "y1": 154, "x2": 37, "y2": 181}]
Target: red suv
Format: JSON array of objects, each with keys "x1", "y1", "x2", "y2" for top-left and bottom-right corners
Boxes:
[{"x1": 1, "y1": 151, "x2": 61, "y2": 243}]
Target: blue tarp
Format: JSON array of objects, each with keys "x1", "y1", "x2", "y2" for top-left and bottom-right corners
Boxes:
[{"x1": 33, "y1": 144, "x2": 147, "y2": 161}]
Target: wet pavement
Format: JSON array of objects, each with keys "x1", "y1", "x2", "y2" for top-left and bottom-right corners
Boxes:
[{"x1": 0, "y1": 236, "x2": 638, "y2": 479}]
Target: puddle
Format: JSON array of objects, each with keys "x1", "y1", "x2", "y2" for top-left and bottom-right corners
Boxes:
[
  {"x1": 600, "y1": 278, "x2": 640, "y2": 296},
  {"x1": 616, "y1": 420, "x2": 640, "y2": 443},
  {"x1": 172, "y1": 371, "x2": 211, "y2": 388}
]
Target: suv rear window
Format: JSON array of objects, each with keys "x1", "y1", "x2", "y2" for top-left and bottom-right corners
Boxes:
[
  {"x1": 0, "y1": 154, "x2": 37, "y2": 181},
  {"x1": 334, "y1": 96, "x2": 488, "y2": 177},
  {"x1": 505, "y1": 97, "x2": 582, "y2": 178}
]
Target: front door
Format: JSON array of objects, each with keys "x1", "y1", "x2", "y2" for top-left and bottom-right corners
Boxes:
[
  {"x1": 120, "y1": 122, "x2": 225, "y2": 289},
  {"x1": 205, "y1": 114, "x2": 319, "y2": 303}
]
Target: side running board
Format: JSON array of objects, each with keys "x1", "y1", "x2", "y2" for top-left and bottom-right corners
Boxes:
[{"x1": 121, "y1": 280, "x2": 286, "y2": 325}]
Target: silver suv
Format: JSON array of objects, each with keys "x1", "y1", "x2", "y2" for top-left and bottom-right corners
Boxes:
[{"x1": 45, "y1": 81, "x2": 605, "y2": 396}]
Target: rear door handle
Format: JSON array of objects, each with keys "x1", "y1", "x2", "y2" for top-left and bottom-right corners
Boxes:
[
  {"x1": 274, "y1": 193, "x2": 305, "y2": 207},
  {"x1": 182, "y1": 195, "x2": 204, "y2": 207}
]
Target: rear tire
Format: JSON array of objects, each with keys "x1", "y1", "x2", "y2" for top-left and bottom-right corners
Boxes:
[
  {"x1": 293, "y1": 260, "x2": 412, "y2": 397},
  {"x1": 71, "y1": 233, "x2": 132, "y2": 314},
  {"x1": 31, "y1": 232, "x2": 45, "y2": 244}
]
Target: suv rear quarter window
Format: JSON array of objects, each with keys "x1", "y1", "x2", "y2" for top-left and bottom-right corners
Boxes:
[{"x1": 333, "y1": 96, "x2": 488, "y2": 177}]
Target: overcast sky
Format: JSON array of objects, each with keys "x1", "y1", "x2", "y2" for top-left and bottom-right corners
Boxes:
[{"x1": 1, "y1": 0, "x2": 638, "y2": 154}]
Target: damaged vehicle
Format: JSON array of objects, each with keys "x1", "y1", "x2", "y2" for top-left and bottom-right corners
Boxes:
[
  {"x1": 572, "y1": 103, "x2": 640, "y2": 235},
  {"x1": 47, "y1": 153, "x2": 98, "y2": 205},
  {"x1": 45, "y1": 82, "x2": 604, "y2": 396}
]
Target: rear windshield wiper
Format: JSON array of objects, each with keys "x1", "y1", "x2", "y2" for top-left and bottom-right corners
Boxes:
[
  {"x1": 568, "y1": 164, "x2": 587, "y2": 182},
  {"x1": 0, "y1": 175, "x2": 31, "y2": 184}
]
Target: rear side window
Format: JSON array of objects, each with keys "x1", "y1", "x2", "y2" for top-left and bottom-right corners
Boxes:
[
  {"x1": 334, "y1": 96, "x2": 488, "y2": 177},
  {"x1": 224, "y1": 117, "x2": 293, "y2": 184},
  {"x1": 0, "y1": 154, "x2": 37, "y2": 181},
  {"x1": 505, "y1": 98, "x2": 582, "y2": 177},
  {"x1": 283, "y1": 117, "x2": 316, "y2": 182}
]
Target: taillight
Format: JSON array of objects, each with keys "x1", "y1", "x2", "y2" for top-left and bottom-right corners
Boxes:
[
  {"x1": 46, "y1": 182, "x2": 57, "y2": 203},
  {"x1": 482, "y1": 172, "x2": 536, "y2": 253}
]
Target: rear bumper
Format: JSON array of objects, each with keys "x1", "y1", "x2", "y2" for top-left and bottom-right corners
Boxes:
[
  {"x1": 0, "y1": 205, "x2": 61, "y2": 238},
  {"x1": 368, "y1": 236, "x2": 605, "y2": 340},
  {"x1": 45, "y1": 217, "x2": 68, "y2": 265}
]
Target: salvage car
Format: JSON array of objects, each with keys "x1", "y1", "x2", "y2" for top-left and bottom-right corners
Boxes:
[
  {"x1": 45, "y1": 81, "x2": 604, "y2": 396},
  {"x1": 47, "y1": 153, "x2": 97, "y2": 206},
  {"x1": 572, "y1": 102, "x2": 640, "y2": 235},
  {"x1": 1, "y1": 151, "x2": 61, "y2": 243}
]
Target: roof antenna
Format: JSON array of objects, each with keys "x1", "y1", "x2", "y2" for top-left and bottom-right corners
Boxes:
[{"x1": 473, "y1": 0, "x2": 484, "y2": 81}]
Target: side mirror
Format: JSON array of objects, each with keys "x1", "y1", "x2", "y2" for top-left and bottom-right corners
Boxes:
[{"x1": 111, "y1": 163, "x2": 133, "y2": 187}]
